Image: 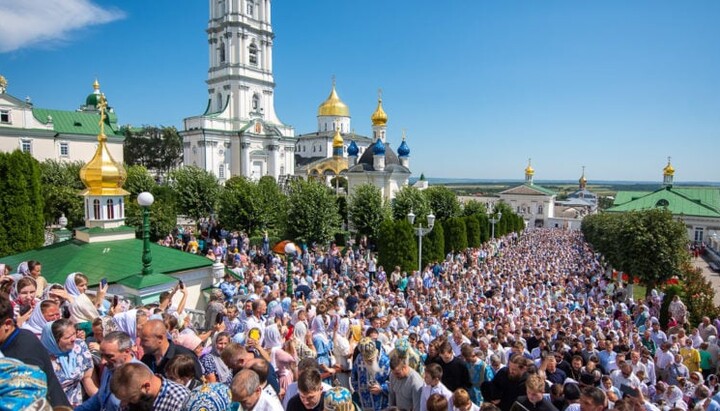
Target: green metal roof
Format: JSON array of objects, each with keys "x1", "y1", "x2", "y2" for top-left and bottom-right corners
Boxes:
[
  {"x1": 613, "y1": 191, "x2": 651, "y2": 205},
  {"x1": 0, "y1": 239, "x2": 213, "y2": 287},
  {"x1": 32, "y1": 108, "x2": 123, "y2": 138},
  {"x1": 607, "y1": 187, "x2": 720, "y2": 218}
]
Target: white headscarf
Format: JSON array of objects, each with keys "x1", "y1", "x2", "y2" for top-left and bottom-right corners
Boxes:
[
  {"x1": 20, "y1": 300, "x2": 52, "y2": 337},
  {"x1": 263, "y1": 324, "x2": 283, "y2": 351}
]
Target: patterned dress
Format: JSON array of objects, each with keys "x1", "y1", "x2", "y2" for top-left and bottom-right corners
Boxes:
[{"x1": 49, "y1": 340, "x2": 93, "y2": 407}]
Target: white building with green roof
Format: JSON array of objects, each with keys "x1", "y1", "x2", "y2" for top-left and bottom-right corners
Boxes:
[
  {"x1": 0, "y1": 76, "x2": 124, "y2": 163},
  {"x1": 607, "y1": 159, "x2": 720, "y2": 244},
  {"x1": 499, "y1": 159, "x2": 556, "y2": 228},
  {"x1": 0, "y1": 93, "x2": 221, "y2": 313}
]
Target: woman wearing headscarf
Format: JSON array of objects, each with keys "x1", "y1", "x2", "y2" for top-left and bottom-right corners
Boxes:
[
  {"x1": 200, "y1": 332, "x2": 233, "y2": 385},
  {"x1": 664, "y1": 385, "x2": 688, "y2": 410},
  {"x1": 11, "y1": 276, "x2": 37, "y2": 327},
  {"x1": 311, "y1": 306, "x2": 335, "y2": 384},
  {"x1": 291, "y1": 307, "x2": 316, "y2": 360},
  {"x1": 21, "y1": 299, "x2": 61, "y2": 337},
  {"x1": 40, "y1": 318, "x2": 97, "y2": 407},
  {"x1": 263, "y1": 323, "x2": 296, "y2": 398},
  {"x1": 333, "y1": 315, "x2": 353, "y2": 389},
  {"x1": 65, "y1": 273, "x2": 104, "y2": 336}
]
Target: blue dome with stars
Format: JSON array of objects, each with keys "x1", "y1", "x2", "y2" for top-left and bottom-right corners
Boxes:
[
  {"x1": 347, "y1": 140, "x2": 359, "y2": 156},
  {"x1": 372, "y1": 138, "x2": 385, "y2": 155},
  {"x1": 397, "y1": 139, "x2": 410, "y2": 157}
]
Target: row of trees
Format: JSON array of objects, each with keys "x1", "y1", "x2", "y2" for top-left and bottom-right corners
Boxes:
[
  {"x1": 581, "y1": 209, "x2": 688, "y2": 293},
  {"x1": 582, "y1": 209, "x2": 720, "y2": 325},
  {"x1": 368, "y1": 186, "x2": 524, "y2": 272},
  {"x1": 3, "y1": 154, "x2": 524, "y2": 271}
]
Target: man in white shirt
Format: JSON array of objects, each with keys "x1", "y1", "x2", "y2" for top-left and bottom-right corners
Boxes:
[{"x1": 232, "y1": 369, "x2": 284, "y2": 411}]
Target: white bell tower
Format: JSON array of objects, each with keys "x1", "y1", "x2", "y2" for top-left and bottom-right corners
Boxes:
[{"x1": 183, "y1": 0, "x2": 295, "y2": 182}]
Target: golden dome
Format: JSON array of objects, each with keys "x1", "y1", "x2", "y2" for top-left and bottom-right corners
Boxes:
[
  {"x1": 332, "y1": 128, "x2": 344, "y2": 148},
  {"x1": 80, "y1": 94, "x2": 129, "y2": 196},
  {"x1": 371, "y1": 98, "x2": 388, "y2": 126},
  {"x1": 663, "y1": 158, "x2": 675, "y2": 176},
  {"x1": 525, "y1": 159, "x2": 534, "y2": 176},
  {"x1": 318, "y1": 84, "x2": 350, "y2": 117}
]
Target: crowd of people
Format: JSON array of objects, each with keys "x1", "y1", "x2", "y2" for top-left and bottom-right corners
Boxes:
[{"x1": 0, "y1": 227, "x2": 718, "y2": 411}]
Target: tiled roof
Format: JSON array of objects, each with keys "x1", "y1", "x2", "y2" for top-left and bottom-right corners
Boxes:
[
  {"x1": 607, "y1": 187, "x2": 720, "y2": 218},
  {"x1": 0, "y1": 239, "x2": 213, "y2": 287},
  {"x1": 500, "y1": 183, "x2": 556, "y2": 196},
  {"x1": 32, "y1": 108, "x2": 123, "y2": 138}
]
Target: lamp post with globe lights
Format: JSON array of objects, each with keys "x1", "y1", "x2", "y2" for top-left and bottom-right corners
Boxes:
[
  {"x1": 138, "y1": 192, "x2": 154, "y2": 276},
  {"x1": 284, "y1": 242, "x2": 296, "y2": 295},
  {"x1": 407, "y1": 210, "x2": 436, "y2": 273},
  {"x1": 487, "y1": 208, "x2": 502, "y2": 240}
]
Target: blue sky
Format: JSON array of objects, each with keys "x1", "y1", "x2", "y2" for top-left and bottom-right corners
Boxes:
[{"x1": 1, "y1": 1, "x2": 718, "y2": 182}]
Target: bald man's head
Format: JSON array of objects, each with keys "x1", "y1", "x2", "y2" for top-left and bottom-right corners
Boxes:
[{"x1": 140, "y1": 319, "x2": 168, "y2": 356}]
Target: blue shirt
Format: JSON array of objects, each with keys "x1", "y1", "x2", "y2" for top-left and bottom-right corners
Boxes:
[{"x1": 75, "y1": 358, "x2": 143, "y2": 411}]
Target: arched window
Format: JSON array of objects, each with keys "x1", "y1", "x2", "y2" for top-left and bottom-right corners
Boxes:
[
  {"x1": 217, "y1": 92, "x2": 223, "y2": 111},
  {"x1": 656, "y1": 199, "x2": 669, "y2": 208},
  {"x1": 249, "y1": 43, "x2": 258, "y2": 65},
  {"x1": 219, "y1": 42, "x2": 226, "y2": 63},
  {"x1": 119, "y1": 199, "x2": 123, "y2": 218},
  {"x1": 107, "y1": 199, "x2": 115, "y2": 219},
  {"x1": 93, "y1": 199, "x2": 101, "y2": 220},
  {"x1": 252, "y1": 94, "x2": 260, "y2": 111},
  {"x1": 538, "y1": 204, "x2": 544, "y2": 214}
]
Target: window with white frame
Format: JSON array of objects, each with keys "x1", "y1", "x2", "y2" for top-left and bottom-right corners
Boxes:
[
  {"x1": 59, "y1": 142, "x2": 69, "y2": 157},
  {"x1": 249, "y1": 43, "x2": 258, "y2": 65},
  {"x1": 247, "y1": 1, "x2": 254, "y2": 16},
  {"x1": 219, "y1": 164, "x2": 225, "y2": 179},
  {"x1": 20, "y1": 139, "x2": 31, "y2": 153},
  {"x1": 0, "y1": 110, "x2": 9, "y2": 123}
]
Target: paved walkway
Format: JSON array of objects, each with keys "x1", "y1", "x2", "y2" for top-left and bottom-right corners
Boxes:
[{"x1": 694, "y1": 256, "x2": 720, "y2": 306}]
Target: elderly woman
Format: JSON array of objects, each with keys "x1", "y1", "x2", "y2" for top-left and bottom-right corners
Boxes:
[
  {"x1": 200, "y1": 332, "x2": 233, "y2": 385},
  {"x1": 40, "y1": 318, "x2": 97, "y2": 407}
]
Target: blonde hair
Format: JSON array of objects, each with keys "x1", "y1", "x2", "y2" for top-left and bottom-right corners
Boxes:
[
  {"x1": 453, "y1": 388, "x2": 472, "y2": 408},
  {"x1": 526, "y1": 374, "x2": 545, "y2": 393}
]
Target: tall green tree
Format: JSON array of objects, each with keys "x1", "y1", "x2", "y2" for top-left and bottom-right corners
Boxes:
[
  {"x1": 0, "y1": 151, "x2": 45, "y2": 255},
  {"x1": 125, "y1": 184, "x2": 178, "y2": 241},
  {"x1": 465, "y1": 215, "x2": 481, "y2": 248},
  {"x1": 443, "y1": 217, "x2": 468, "y2": 253},
  {"x1": 286, "y1": 179, "x2": 341, "y2": 245},
  {"x1": 169, "y1": 166, "x2": 220, "y2": 221},
  {"x1": 124, "y1": 165, "x2": 156, "y2": 199},
  {"x1": 256, "y1": 176, "x2": 287, "y2": 235},
  {"x1": 422, "y1": 222, "x2": 445, "y2": 269},
  {"x1": 123, "y1": 126, "x2": 182, "y2": 177},
  {"x1": 348, "y1": 183, "x2": 388, "y2": 245},
  {"x1": 582, "y1": 209, "x2": 688, "y2": 294},
  {"x1": 377, "y1": 220, "x2": 417, "y2": 273},
  {"x1": 38, "y1": 160, "x2": 85, "y2": 227},
  {"x1": 462, "y1": 199, "x2": 487, "y2": 217},
  {"x1": 423, "y1": 186, "x2": 460, "y2": 221},
  {"x1": 392, "y1": 186, "x2": 430, "y2": 222}
]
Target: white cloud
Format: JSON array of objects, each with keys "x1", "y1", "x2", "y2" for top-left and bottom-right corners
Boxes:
[{"x1": 0, "y1": 0, "x2": 125, "y2": 53}]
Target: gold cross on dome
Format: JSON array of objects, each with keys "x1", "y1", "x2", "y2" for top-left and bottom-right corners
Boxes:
[{"x1": 98, "y1": 93, "x2": 107, "y2": 135}]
